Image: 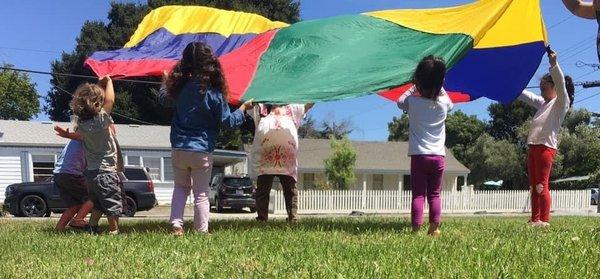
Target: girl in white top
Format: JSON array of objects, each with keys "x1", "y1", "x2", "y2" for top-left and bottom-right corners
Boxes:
[
  {"x1": 249, "y1": 103, "x2": 313, "y2": 222},
  {"x1": 397, "y1": 55, "x2": 452, "y2": 236},
  {"x1": 518, "y1": 50, "x2": 574, "y2": 227}
]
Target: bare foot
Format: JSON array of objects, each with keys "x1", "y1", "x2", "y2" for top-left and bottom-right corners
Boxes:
[
  {"x1": 428, "y1": 223, "x2": 441, "y2": 236},
  {"x1": 171, "y1": 226, "x2": 184, "y2": 236}
]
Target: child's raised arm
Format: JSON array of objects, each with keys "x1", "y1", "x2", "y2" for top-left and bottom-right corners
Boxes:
[
  {"x1": 54, "y1": 125, "x2": 82, "y2": 140},
  {"x1": 99, "y1": 76, "x2": 115, "y2": 114},
  {"x1": 561, "y1": 0, "x2": 596, "y2": 19}
]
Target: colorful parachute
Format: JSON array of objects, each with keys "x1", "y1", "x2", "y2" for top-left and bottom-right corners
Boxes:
[{"x1": 85, "y1": 0, "x2": 548, "y2": 105}]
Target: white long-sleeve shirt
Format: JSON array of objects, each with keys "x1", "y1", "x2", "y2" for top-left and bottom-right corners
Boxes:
[
  {"x1": 397, "y1": 86, "x2": 453, "y2": 156},
  {"x1": 518, "y1": 64, "x2": 569, "y2": 150}
]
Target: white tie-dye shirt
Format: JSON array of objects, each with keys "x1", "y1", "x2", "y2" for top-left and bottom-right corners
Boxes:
[{"x1": 249, "y1": 104, "x2": 305, "y2": 181}]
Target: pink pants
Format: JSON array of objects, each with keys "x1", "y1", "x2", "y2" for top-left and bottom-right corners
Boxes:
[
  {"x1": 169, "y1": 150, "x2": 213, "y2": 232},
  {"x1": 410, "y1": 155, "x2": 445, "y2": 228}
]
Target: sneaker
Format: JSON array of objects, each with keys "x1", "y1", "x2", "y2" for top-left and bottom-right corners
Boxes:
[
  {"x1": 286, "y1": 217, "x2": 298, "y2": 224},
  {"x1": 530, "y1": 221, "x2": 550, "y2": 228},
  {"x1": 86, "y1": 225, "x2": 100, "y2": 234},
  {"x1": 107, "y1": 230, "x2": 119, "y2": 235},
  {"x1": 171, "y1": 226, "x2": 184, "y2": 236},
  {"x1": 538, "y1": 221, "x2": 550, "y2": 228},
  {"x1": 255, "y1": 217, "x2": 267, "y2": 222},
  {"x1": 528, "y1": 220, "x2": 542, "y2": 227}
]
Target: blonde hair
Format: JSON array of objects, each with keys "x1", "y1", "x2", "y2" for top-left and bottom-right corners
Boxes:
[{"x1": 70, "y1": 83, "x2": 105, "y2": 121}]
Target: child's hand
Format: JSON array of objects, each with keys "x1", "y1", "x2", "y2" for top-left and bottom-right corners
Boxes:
[
  {"x1": 162, "y1": 70, "x2": 170, "y2": 84},
  {"x1": 54, "y1": 125, "x2": 82, "y2": 140},
  {"x1": 548, "y1": 50, "x2": 557, "y2": 67},
  {"x1": 535, "y1": 184, "x2": 544, "y2": 194},
  {"x1": 98, "y1": 75, "x2": 112, "y2": 88},
  {"x1": 240, "y1": 99, "x2": 254, "y2": 111},
  {"x1": 54, "y1": 125, "x2": 70, "y2": 138}
]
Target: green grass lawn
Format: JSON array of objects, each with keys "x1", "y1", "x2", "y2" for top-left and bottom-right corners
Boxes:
[{"x1": 0, "y1": 216, "x2": 599, "y2": 278}]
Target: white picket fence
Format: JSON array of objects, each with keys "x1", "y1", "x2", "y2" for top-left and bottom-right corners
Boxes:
[
  {"x1": 151, "y1": 187, "x2": 590, "y2": 214},
  {"x1": 270, "y1": 190, "x2": 590, "y2": 214}
]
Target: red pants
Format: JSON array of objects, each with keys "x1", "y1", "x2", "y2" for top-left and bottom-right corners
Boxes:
[{"x1": 527, "y1": 145, "x2": 556, "y2": 222}]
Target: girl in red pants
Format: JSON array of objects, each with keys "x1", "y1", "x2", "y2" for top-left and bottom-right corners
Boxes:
[{"x1": 518, "y1": 50, "x2": 574, "y2": 227}]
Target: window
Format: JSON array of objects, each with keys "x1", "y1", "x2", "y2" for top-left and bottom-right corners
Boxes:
[
  {"x1": 143, "y1": 157, "x2": 161, "y2": 181},
  {"x1": 32, "y1": 154, "x2": 55, "y2": 182},
  {"x1": 303, "y1": 173, "x2": 315, "y2": 189},
  {"x1": 403, "y1": 175, "x2": 411, "y2": 191},
  {"x1": 127, "y1": 156, "x2": 141, "y2": 166},
  {"x1": 372, "y1": 174, "x2": 384, "y2": 190},
  {"x1": 163, "y1": 157, "x2": 173, "y2": 181},
  {"x1": 123, "y1": 168, "x2": 150, "y2": 181}
]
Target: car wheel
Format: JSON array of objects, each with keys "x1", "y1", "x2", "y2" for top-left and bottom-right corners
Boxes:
[
  {"x1": 216, "y1": 197, "x2": 224, "y2": 213},
  {"x1": 19, "y1": 195, "x2": 48, "y2": 217},
  {"x1": 592, "y1": 198, "x2": 597, "y2": 205},
  {"x1": 122, "y1": 196, "x2": 137, "y2": 217},
  {"x1": 249, "y1": 207, "x2": 256, "y2": 213}
]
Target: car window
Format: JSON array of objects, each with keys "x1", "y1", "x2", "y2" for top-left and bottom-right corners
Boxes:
[
  {"x1": 222, "y1": 178, "x2": 252, "y2": 187},
  {"x1": 123, "y1": 168, "x2": 149, "y2": 181}
]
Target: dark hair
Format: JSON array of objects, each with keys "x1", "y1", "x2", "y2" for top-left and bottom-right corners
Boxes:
[
  {"x1": 541, "y1": 73, "x2": 575, "y2": 107},
  {"x1": 166, "y1": 42, "x2": 229, "y2": 100},
  {"x1": 413, "y1": 55, "x2": 446, "y2": 100}
]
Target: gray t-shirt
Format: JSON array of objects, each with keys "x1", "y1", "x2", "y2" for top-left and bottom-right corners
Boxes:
[{"x1": 75, "y1": 110, "x2": 118, "y2": 172}]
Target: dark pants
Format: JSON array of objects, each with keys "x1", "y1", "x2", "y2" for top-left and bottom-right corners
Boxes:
[{"x1": 256, "y1": 175, "x2": 298, "y2": 221}]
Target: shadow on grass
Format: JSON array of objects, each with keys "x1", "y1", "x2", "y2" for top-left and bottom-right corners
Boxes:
[{"x1": 39, "y1": 217, "x2": 411, "y2": 235}]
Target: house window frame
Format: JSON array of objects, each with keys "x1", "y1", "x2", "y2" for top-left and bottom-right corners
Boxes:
[
  {"x1": 30, "y1": 153, "x2": 56, "y2": 182},
  {"x1": 303, "y1": 173, "x2": 316, "y2": 189},
  {"x1": 372, "y1": 174, "x2": 384, "y2": 190}
]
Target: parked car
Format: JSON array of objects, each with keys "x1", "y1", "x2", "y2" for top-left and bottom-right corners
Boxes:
[
  {"x1": 3, "y1": 166, "x2": 157, "y2": 217},
  {"x1": 209, "y1": 174, "x2": 255, "y2": 213},
  {"x1": 591, "y1": 188, "x2": 599, "y2": 205}
]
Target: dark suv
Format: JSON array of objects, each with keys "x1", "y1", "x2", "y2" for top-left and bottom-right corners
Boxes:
[
  {"x1": 3, "y1": 166, "x2": 157, "y2": 217},
  {"x1": 209, "y1": 174, "x2": 255, "y2": 213}
]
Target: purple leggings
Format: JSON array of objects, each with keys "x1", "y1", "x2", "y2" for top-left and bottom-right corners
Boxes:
[{"x1": 410, "y1": 155, "x2": 445, "y2": 228}]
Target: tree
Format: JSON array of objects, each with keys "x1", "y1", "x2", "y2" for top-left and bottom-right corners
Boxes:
[
  {"x1": 298, "y1": 115, "x2": 321, "y2": 139},
  {"x1": 0, "y1": 64, "x2": 40, "y2": 120},
  {"x1": 463, "y1": 133, "x2": 528, "y2": 189},
  {"x1": 562, "y1": 108, "x2": 592, "y2": 133},
  {"x1": 298, "y1": 115, "x2": 354, "y2": 140},
  {"x1": 486, "y1": 101, "x2": 536, "y2": 142},
  {"x1": 44, "y1": 0, "x2": 300, "y2": 149},
  {"x1": 445, "y1": 110, "x2": 486, "y2": 162},
  {"x1": 320, "y1": 118, "x2": 353, "y2": 140},
  {"x1": 324, "y1": 137, "x2": 357, "y2": 190},
  {"x1": 557, "y1": 124, "x2": 600, "y2": 178},
  {"x1": 387, "y1": 114, "x2": 409, "y2": 141}
]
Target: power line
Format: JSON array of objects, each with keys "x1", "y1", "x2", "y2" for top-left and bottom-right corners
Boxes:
[
  {"x1": 574, "y1": 89, "x2": 600, "y2": 104},
  {"x1": 0, "y1": 66, "x2": 161, "y2": 85},
  {"x1": 0, "y1": 43, "x2": 126, "y2": 54},
  {"x1": 547, "y1": 15, "x2": 573, "y2": 30},
  {"x1": 0, "y1": 46, "x2": 62, "y2": 54},
  {"x1": 53, "y1": 85, "x2": 159, "y2": 126},
  {"x1": 558, "y1": 35, "x2": 595, "y2": 56}
]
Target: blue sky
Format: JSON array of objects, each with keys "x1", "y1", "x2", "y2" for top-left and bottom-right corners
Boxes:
[{"x1": 1, "y1": 0, "x2": 598, "y2": 141}]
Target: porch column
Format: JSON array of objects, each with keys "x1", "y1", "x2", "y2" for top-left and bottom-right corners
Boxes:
[
  {"x1": 361, "y1": 173, "x2": 367, "y2": 210},
  {"x1": 397, "y1": 174, "x2": 403, "y2": 192}
]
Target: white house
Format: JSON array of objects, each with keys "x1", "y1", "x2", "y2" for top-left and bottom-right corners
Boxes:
[
  {"x1": 0, "y1": 120, "x2": 471, "y2": 203},
  {"x1": 247, "y1": 139, "x2": 470, "y2": 192},
  {"x1": 0, "y1": 120, "x2": 247, "y2": 201}
]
